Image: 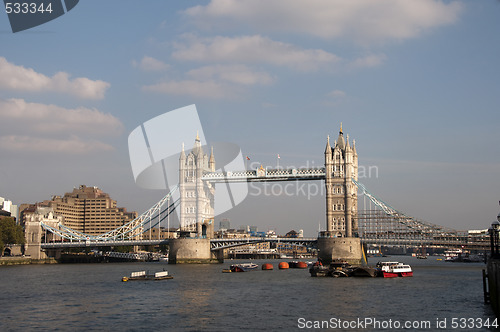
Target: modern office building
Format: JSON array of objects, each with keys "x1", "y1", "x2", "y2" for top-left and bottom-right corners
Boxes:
[
  {"x1": 43, "y1": 185, "x2": 137, "y2": 236},
  {"x1": 0, "y1": 196, "x2": 18, "y2": 221}
]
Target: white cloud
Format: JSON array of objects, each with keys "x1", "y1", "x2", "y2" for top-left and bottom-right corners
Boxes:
[
  {"x1": 184, "y1": 0, "x2": 462, "y2": 44},
  {"x1": 349, "y1": 54, "x2": 387, "y2": 69},
  {"x1": 0, "y1": 98, "x2": 123, "y2": 154},
  {"x1": 0, "y1": 98, "x2": 123, "y2": 136},
  {"x1": 172, "y1": 34, "x2": 340, "y2": 71},
  {"x1": 0, "y1": 135, "x2": 114, "y2": 154},
  {"x1": 133, "y1": 56, "x2": 169, "y2": 71},
  {"x1": 0, "y1": 57, "x2": 110, "y2": 99},
  {"x1": 328, "y1": 90, "x2": 346, "y2": 98},
  {"x1": 143, "y1": 64, "x2": 274, "y2": 99},
  {"x1": 143, "y1": 80, "x2": 239, "y2": 99},
  {"x1": 187, "y1": 64, "x2": 274, "y2": 85}
]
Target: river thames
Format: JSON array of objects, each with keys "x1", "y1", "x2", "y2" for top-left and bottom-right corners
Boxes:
[{"x1": 0, "y1": 256, "x2": 496, "y2": 331}]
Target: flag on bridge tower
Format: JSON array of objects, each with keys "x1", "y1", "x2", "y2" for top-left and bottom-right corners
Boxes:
[{"x1": 277, "y1": 154, "x2": 280, "y2": 159}]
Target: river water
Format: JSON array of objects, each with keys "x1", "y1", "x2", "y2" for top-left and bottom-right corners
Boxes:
[{"x1": 0, "y1": 256, "x2": 496, "y2": 331}]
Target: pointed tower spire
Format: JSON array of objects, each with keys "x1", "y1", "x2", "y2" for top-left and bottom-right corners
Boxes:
[
  {"x1": 180, "y1": 142, "x2": 186, "y2": 160},
  {"x1": 209, "y1": 146, "x2": 215, "y2": 172},
  {"x1": 193, "y1": 132, "x2": 202, "y2": 156},
  {"x1": 336, "y1": 123, "x2": 345, "y2": 150},
  {"x1": 325, "y1": 135, "x2": 332, "y2": 155}
]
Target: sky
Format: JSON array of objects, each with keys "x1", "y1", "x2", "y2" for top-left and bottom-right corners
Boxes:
[{"x1": 0, "y1": 0, "x2": 499, "y2": 237}]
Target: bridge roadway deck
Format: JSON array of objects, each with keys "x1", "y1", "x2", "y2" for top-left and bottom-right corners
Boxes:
[
  {"x1": 40, "y1": 237, "x2": 487, "y2": 250},
  {"x1": 41, "y1": 237, "x2": 319, "y2": 250},
  {"x1": 41, "y1": 239, "x2": 170, "y2": 249}
]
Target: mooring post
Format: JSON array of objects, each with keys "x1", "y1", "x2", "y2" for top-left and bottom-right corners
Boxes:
[{"x1": 483, "y1": 269, "x2": 490, "y2": 304}]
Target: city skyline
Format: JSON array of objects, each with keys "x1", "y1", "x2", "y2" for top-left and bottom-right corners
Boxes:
[{"x1": 1, "y1": 1, "x2": 499, "y2": 237}]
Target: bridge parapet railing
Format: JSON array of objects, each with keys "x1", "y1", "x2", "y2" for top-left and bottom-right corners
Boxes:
[
  {"x1": 202, "y1": 167, "x2": 327, "y2": 182},
  {"x1": 202, "y1": 170, "x2": 257, "y2": 178},
  {"x1": 266, "y1": 169, "x2": 293, "y2": 176},
  {"x1": 296, "y1": 168, "x2": 325, "y2": 175},
  {"x1": 202, "y1": 170, "x2": 256, "y2": 180}
]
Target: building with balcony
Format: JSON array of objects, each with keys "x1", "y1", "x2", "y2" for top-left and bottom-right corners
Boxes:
[{"x1": 21, "y1": 185, "x2": 137, "y2": 237}]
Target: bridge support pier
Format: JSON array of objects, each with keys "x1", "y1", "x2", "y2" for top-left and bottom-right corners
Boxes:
[
  {"x1": 213, "y1": 249, "x2": 224, "y2": 263},
  {"x1": 168, "y1": 238, "x2": 220, "y2": 264},
  {"x1": 24, "y1": 220, "x2": 48, "y2": 260},
  {"x1": 317, "y1": 237, "x2": 363, "y2": 265}
]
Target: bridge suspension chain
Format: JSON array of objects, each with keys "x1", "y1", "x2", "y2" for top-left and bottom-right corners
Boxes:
[
  {"x1": 352, "y1": 178, "x2": 458, "y2": 241},
  {"x1": 40, "y1": 185, "x2": 180, "y2": 242},
  {"x1": 352, "y1": 178, "x2": 404, "y2": 218}
]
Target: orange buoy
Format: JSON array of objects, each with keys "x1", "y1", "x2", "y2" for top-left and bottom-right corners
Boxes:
[
  {"x1": 278, "y1": 262, "x2": 289, "y2": 269},
  {"x1": 296, "y1": 261, "x2": 308, "y2": 269},
  {"x1": 262, "y1": 263, "x2": 273, "y2": 270}
]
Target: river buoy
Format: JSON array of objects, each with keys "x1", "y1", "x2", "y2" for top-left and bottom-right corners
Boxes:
[
  {"x1": 296, "y1": 261, "x2": 308, "y2": 269},
  {"x1": 278, "y1": 262, "x2": 289, "y2": 269}
]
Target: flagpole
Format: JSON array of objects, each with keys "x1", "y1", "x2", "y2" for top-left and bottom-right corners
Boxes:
[{"x1": 277, "y1": 154, "x2": 280, "y2": 169}]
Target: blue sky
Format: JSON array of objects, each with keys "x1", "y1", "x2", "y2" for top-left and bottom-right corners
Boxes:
[{"x1": 1, "y1": 0, "x2": 499, "y2": 236}]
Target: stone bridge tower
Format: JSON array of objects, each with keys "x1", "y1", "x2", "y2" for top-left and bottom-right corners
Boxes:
[
  {"x1": 169, "y1": 134, "x2": 218, "y2": 263},
  {"x1": 178, "y1": 134, "x2": 215, "y2": 238},
  {"x1": 319, "y1": 123, "x2": 362, "y2": 264},
  {"x1": 324, "y1": 123, "x2": 358, "y2": 237}
]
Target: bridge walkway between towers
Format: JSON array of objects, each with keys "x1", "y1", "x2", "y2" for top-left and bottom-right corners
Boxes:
[{"x1": 201, "y1": 168, "x2": 326, "y2": 183}]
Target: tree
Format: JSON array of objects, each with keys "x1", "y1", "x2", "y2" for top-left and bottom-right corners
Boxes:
[
  {"x1": 114, "y1": 245, "x2": 132, "y2": 253},
  {"x1": 0, "y1": 217, "x2": 25, "y2": 256}
]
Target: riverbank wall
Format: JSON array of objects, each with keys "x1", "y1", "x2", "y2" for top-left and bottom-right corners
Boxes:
[{"x1": 0, "y1": 257, "x2": 57, "y2": 266}]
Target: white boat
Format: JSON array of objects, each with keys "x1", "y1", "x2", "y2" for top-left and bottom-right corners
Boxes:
[
  {"x1": 229, "y1": 263, "x2": 259, "y2": 272},
  {"x1": 444, "y1": 249, "x2": 463, "y2": 261},
  {"x1": 376, "y1": 261, "x2": 413, "y2": 278},
  {"x1": 122, "y1": 270, "x2": 173, "y2": 281},
  {"x1": 444, "y1": 249, "x2": 483, "y2": 262}
]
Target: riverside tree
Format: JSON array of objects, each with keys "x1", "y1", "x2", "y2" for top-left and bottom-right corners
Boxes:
[{"x1": 0, "y1": 217, "x2": 25, "y2": 256}]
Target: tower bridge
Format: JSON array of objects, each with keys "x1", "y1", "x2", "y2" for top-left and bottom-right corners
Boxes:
[{"x1": 30, "y1": 124, "x2": 480, "y2": 262}]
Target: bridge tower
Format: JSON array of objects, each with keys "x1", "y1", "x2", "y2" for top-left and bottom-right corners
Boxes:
[
  {"x1": 319, "y1": 124, "x2": 362, "y2": 264},
  {"x1": 324, "y1": 123, "x2": 358, "y2": 237},
  {"x1": 178, "y1": 134, "x2": 215, "y2": 238},
  {"x1": 170, "y1": 134, "x2": 217, "y2": 263}
]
